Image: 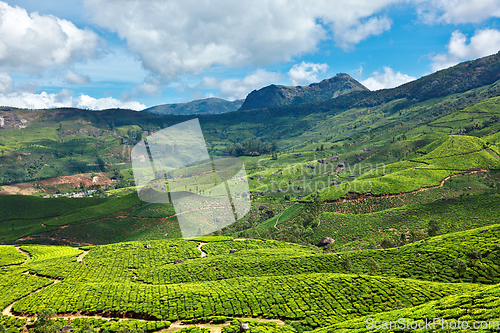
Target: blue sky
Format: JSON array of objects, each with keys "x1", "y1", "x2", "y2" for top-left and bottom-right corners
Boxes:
[{"x1": 1, "y1": 0, "x2": 500, "y2": 110}]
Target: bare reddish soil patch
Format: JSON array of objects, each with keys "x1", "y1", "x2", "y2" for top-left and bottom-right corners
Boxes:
[{"x1": 0, "y1": 173, "x2": 113, "y2": 195}]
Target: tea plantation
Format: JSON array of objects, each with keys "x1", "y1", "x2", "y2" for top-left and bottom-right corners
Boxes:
[
  {"x1": 1, "y1": 227, "x2": 499, "y2": 332},
  {"x1": 3, "y1": 54, "x2": 500, "y2": 333}
]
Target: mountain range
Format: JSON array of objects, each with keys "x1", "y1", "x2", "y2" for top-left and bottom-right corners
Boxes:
[
  {"x1": 143, "y1": 97, "x2": 243, "y2": 115},
  {"x1": 142, "y1": 73, "x2": 369, "y2": 115}
]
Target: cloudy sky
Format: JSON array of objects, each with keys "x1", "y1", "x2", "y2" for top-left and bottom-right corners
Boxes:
[{"x1": 1, "y1": 0, "x2": 500, "y2": 110}]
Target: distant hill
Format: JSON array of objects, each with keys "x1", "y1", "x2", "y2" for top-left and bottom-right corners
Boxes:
[
  {"x1": 142, "y1": 97, "x2": 243, "y2": 115},
  {"x1": 239, "y1": 73, "x2": 369, "y2": 111}
]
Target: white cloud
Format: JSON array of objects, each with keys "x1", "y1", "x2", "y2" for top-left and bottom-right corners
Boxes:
[
  {"x1": 0, "y1": 1, "x2": 101, "y2": 73},
  {"x1": 335, "y1": 16, "x2": 392, "y2": 50},
  {"x1": 288, "y1": 62, "x2": 329, "y2": 86},
  {"x1": 0, "y1": 72, "x2": 13, "y2": 93},
  {"x1": 361, "y1": 66, "x2": 416, "y2": 90},
  {"x1": 84, "y1": 0, "x2": 400, "y2": 80},
  {"x1": 414, "y1": 0, "x2": 500, "y2": 24},
  {"x1": 16, "y1": 80, "x2": 38, "y2": 93},
  {"x1": 431, "y1": 29, "x2": 500, "y2": 72},
  {"x1": 120, "y1": 76, "x2": 162, "y2": 101},
  {"x1": 136, "y1": 78, "x2": 162, "y2": 96},
  {"x1": 64, "y1": 70, "x2": 91, "y2": 85},
  {"x1": 201, "y1": 69, "x2": 282, "y2": 100},
  {"x1": 351, "y1": 65, "x2": 364, "y2": 79},
  {"x1": 200, "y1": 77, "x2": 219, "y2": 89},
  {"x1": 0, "y1": 90, "x2": 145, "y2": 110}
]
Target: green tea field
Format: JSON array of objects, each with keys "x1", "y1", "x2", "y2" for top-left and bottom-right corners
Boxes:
[{"x1": 1, "y1": 228, "x2": 499, "y2": 332}]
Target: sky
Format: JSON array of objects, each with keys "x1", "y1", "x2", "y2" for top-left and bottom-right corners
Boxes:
[{"x1": 1, "y1": 1, "x2": 500, "y2": 110}]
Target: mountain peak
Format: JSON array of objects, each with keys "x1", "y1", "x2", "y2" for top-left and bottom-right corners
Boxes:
[{"x1": 239, "y1": 74, "x2": 368, "y2": 111}]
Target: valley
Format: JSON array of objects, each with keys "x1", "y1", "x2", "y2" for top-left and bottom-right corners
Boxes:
[{"x1": 2, "y1": 53, "x2": 500, "y2": 332}]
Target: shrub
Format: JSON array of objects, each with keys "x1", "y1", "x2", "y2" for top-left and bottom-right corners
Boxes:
[
  {"x1": 380, "y1": 238, "x2": 396, "y2": 249},
  {"x1": 465, "y1": 248, "x2": 482, "y2": 260}
]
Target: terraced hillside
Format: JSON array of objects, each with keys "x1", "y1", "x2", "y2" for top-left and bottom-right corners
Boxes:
[{"x1": 0, "y1": 227, "x2": 499, "y2": 332}]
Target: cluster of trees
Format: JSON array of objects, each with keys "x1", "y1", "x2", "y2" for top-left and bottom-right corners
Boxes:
[
  {"x1": 379, "y1": 219, "x2": 441, "y2": 249},
  {"x1": 464, "y1": 115, "x2": 500, "y2": 133},
  {"x1": 275, "y1": 193, "x2": 321, "y2": 244},
  {"x1": 121, "y1": 128, "x2": 143, "y2": 144},
  {"x1": 226, "y1": 139, "x2": 278, "y2": 156},
  {"x1": 0, "y1": 154, "x2": 46, "y2": 185}
]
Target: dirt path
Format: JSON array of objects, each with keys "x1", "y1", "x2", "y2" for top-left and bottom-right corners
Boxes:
[
  {"x1": 15, "y1": 246, "x2": 31, "y2": 265},
  {"x1": 16, "y1": 235, "x2": 94, "y2": 246},
  {"x1": 163, "y1": 318, "x2": 285, "y2": 333},
  {"x1": 76, "y1": 249, "x2": 89, "y2": 262},
  {"x1": 274, "y1": 206, "x2": 291, "y2": 230},
  {"x1": 165, "y1": 321, "x2": 227, "y2": 333},
  {"x1": 197, "y1": 242, "x2": 207, "y2": 258}
]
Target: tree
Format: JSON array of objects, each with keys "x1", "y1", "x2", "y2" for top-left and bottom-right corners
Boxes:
[
  {"x1": 427, "y1": 219, "x2": 440, "y2": 237},
  {"x1": 409, "y1": 229, "x2": 417, "y2": 243},
  {"x1": 135, "y1": 129, "x2": 142, "y2": 142},
  {"x1": 399, "y1": 232, "x2": 406, "y2": 245},
  {"x1": 341, "y1": 258, "x2": 353, "y2": 272},
  {"x1": 33, "y1": 309, "x2": 60, "y2": 333},
  {"x1": 494, "y1": 244, "x2": 500, "y2": 262},
  {"x1": 427, "y1": 262, "x2": 437, "y2": 281},
  {"x1": 310, "y1": 192, "x2": 322, "y2": 216},
  {"x1": 97, "y1": 157, "x2": 106, "y2": 172},
  {"x1": 380, "y1": 238, "x2": 396, "y2": 249},
  {"x1": 271, "y1": 140, "x2": 278, "y2": 152},
  {"x1": 452, "y1": 258, "x2": 467, "y2": 281},
  {"x1": 300, "y1": 192, "x2": 321, "y2": 228},
  {"x1": 465, "y1": 248, "x2": 482, "y2": 260},
  {"x1": 366, "y1": 257, "x2": 379, "y2": 274}
]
